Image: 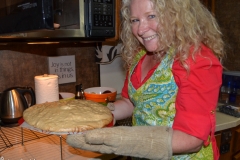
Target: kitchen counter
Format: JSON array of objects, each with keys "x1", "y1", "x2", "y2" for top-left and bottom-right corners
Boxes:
[
  {"x1": 216, "y1": 110, "x2": 240, "y2": 132},
  {"x1": 215, "y1": 106, "x2": 240, "y2": 160}
]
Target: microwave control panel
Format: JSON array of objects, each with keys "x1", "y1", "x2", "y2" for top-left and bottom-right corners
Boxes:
[{"x1": 85, "y1": 0, "x2": 115, "y2": 37}]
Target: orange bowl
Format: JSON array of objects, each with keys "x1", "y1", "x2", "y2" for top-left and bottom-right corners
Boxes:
[{"x1": 84, "y1": 87, "x2": 117, "y2": 103}]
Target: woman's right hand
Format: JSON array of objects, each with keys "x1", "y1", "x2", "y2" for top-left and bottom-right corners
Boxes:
[{"x1": 111, "y1": 97, "x2": 134, "y2": 120}]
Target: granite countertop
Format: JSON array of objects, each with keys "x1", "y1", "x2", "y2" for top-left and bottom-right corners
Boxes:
[{"x1": 216, "y1": 110, "x2": 240, "y2": 132}]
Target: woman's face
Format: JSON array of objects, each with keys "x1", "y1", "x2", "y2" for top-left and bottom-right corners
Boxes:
[{"x1": 130, "y1": 0, "x2": 159, "y2": 52}]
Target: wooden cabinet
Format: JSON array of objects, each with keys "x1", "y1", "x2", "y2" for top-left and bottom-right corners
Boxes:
[
  {"x1": 233, "y1": 152, "x2": 240, "y2": 160},
  {"x1": 216, "y1": 125, "x2": 240, "y2": 160},
  {"x1": 233, "y1": 128, "x2": 240, "y2": 153},
  {"x1": 105, "y1": 0, "x2": 121, "y2": 43},
  {"x1": 215, "y1": 133, "x2": 221, "y2": 150},
  {"x1": 200, "y1": 0, "x2": 215, "y2": 13}
]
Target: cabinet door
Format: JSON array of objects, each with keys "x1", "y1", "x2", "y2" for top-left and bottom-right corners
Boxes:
[
  {"x1": 233, "y1": 151, "x2": 240, "y2": 160},
  {"x1": 219, "y1": 129, "x2": 234, "y2": 160},
  {"x1": 200, "y1": 0, "x2": 215, "y2": 13},
  {"x1": 105, "y1": 0, "x2": 121, "y2": 42},
  {"x1": 215, "y1": 133, "x2": 221, "y2": 149},
  {"x1": 234, "y1": 128, "x2": 240, "y2": 153}
]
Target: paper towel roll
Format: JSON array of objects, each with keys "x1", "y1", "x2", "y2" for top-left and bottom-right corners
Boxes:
[{"x1": 35, "y1": 74, "x2": 59, "y2": 104}]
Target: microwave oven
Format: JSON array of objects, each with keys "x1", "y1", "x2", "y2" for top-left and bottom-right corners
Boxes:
[{"x1": 0, "y1": 0, "x2": 115, "y2": 42}]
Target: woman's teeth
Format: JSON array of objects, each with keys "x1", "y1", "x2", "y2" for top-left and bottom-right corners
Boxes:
[{"x1": 144, "y1": 35, "x2": 157, "y2": 41}]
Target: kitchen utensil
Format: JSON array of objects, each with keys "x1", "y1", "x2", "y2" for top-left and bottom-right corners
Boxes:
[
  {"x1": 0, "y1": 86, "x2": 36, "y2": 124},
  {"x1": 84, "y1": 87, "x2": 117, "y2": 103}
]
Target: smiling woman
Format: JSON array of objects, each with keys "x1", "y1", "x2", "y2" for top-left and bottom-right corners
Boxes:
[
  {"x1": 67, "y1": 0, "x2": 225, "y2": 159},
  {"x1": 130, "y1": 0, "x2": 160, "y2": 53}
]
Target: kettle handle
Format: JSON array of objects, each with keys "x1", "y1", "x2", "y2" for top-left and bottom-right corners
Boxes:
[
  {"x1": 16, "y1": 87, "x2": 36, "y2": 107},
  {"x1": 27, "y1": 87, "x2": 36, "y2": 106}
]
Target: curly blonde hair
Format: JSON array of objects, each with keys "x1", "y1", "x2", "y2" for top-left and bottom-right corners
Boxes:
[{"x1": 120, "y1": 0, "x2": 225, "y2": 70}]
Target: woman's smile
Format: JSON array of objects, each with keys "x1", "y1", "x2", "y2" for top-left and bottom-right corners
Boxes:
[{"x1": 142, "y1": 34, "x2": 158, "y2": 41}]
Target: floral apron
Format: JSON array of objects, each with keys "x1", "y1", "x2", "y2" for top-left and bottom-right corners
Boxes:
[{"x1": 128, "y1": 49, "x2": 213, "y2": 160}]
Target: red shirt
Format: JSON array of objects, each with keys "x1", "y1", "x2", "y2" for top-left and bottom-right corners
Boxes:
[{"x1": 121, "y1": 45, "x2": 222, "y2": 159}]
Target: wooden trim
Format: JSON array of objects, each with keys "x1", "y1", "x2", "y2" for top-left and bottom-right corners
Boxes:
[
  {"x1": 233, "y1": 128, "x2": 240, "y2": 153},
  {"x1": 105, "y1": 0, "x2": 121, "y2": 43},
  {"x1": 200, "y1": 0, "x2": 215, "y2": 14},
  {"x1": 211, "y1": 0, "x2": 215, "y2": 14}
]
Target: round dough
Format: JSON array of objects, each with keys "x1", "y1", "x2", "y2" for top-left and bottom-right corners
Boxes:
[{"x1": 23, "y1": 100, "x2": 112, "y2": 132}]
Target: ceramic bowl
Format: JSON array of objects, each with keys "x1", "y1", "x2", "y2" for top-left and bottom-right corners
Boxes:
[
  {"x1": 59, "y1": 92, "x2": 75, "y2": 101},
  {"x1": 84, "y1": 87, "x2": 117, "y2": 103}
]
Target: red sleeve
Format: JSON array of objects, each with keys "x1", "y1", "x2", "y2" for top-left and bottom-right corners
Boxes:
[
  {"x1": 172, "y1": 45, "x2": 222, "y2": 140},
  {"x1": 121, "y1": 71, "x2": 129, "y2": 98}
]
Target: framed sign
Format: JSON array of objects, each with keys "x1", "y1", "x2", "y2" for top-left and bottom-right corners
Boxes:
[{"x1": 48, "y1": 55, "x2": 76, "y2": 84}]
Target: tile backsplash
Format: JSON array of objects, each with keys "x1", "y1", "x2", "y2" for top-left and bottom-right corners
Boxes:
[{"x1": 0, "y1": 43, "x2": 100, "y2": 94}]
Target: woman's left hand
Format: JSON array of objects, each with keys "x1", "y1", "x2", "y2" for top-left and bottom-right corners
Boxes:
[{"x1": 67, "y1": 126, "x2": 173, "y2": 159}]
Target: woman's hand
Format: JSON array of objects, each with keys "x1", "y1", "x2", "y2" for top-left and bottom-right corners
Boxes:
[
  {"x1": 111, "y1": 97, "x2": 134, "y2": 120},
  {"x1": 67, "y1": 126, "x2": 173, "y2": 160}
]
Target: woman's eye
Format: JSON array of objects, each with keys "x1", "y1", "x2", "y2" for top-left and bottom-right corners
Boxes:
[
  {"x1": 148, "y1": 15, "x2": 156, "y2": 19},
  {"x1": 130, "y1": 19, "x2": 139, "y2": 23}
]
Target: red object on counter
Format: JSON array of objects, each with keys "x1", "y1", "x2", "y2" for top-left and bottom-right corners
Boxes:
[
  {"x1": 106, "y1": 114, "x2": 114, "y2": 127},
  {"x1": 18, "y1": 117, "x2": 24, "y2": 125}
]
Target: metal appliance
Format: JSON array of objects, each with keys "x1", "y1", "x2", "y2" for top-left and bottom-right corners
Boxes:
[
  {"x1": 0, "y1": 86, "x2": 36, "y2": 124},
  {"x1": 0, "y1": 0, "x2": 115, "y2": 42}
]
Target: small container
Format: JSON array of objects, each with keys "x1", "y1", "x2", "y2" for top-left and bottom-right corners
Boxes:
[
  {"x1": 84, "y1": 87, "x2": 117, "y2": 103},
  {"x1": 229, "y1": 88, "x2": 237, "y2": 104},
  {"x1": 75, "y1": 84, "x2": 84, "y2": 99}
]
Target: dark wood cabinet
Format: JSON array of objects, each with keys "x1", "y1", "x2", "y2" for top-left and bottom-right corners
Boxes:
[
  {"x1": 234, "y1": 128, "x2": 240, "y2": 152},
  {"x1": 216, "y1": 125, "x2": 240, "y2": 160},
  {"x1": 105, "y1": 0, "x2": 121, "y2": 43},
  {"x1": 200, "y1": 0, "x2": 215, "y2": 13},
  {"x1": 215, "y1": 133, "x2": 221, "y2": 150},
  {"x1": 233, "y1": 152, "x2": 240, "y2": 160}
]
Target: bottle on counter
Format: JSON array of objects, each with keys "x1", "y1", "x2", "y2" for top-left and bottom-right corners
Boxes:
[
  {"x1": 75, "y1": 84, "x2": 84, "y2": 99},
  {"x1": 228, "y1": 77, "x2": 240, "y2": 104},
  {"x1": 229, "y1": 87, "x2": 237, "y2": 104}
]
